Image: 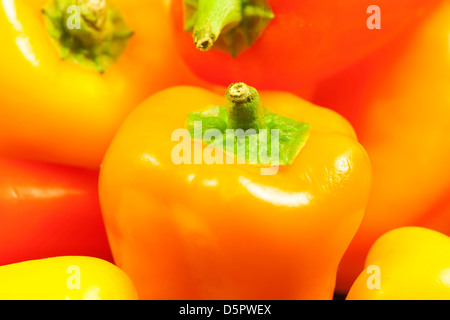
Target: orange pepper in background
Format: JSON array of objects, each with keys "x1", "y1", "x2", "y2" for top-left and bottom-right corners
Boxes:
[
  {"x1": 346, "y1": 227, "x2": 450, "y2": 300},
  {"x1": 0, "y1": 256, "x2": 138, "y2": 300},
  {"x1": 99, "y1": 83, "x2": 372, "y2": 300},
  {"x1": 0, "y1": 0, "x2": 207, "y2": 170},
  {"x1": 312, "y1": 1, "x2": 450, "y2": 293}
]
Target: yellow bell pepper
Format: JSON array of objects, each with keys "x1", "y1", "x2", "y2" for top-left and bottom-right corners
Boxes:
[
  {"x1": 99, "y1": 83, "x2": 372, "y2": 299},
  {"x1": 0, "y1": 256, "x2": 138, "y2": 300},
  {"x1": 346, "y1": 227, "x2": 450, "y2": 300},
  {"x1": 0, "y1": 0, "x2": 205, "y2": 169}
]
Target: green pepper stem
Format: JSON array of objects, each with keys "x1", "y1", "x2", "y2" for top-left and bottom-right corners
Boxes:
[
  {"x1": 186, "y1": 0, "x2": 274, "y2": 56},
  {"x1": 225, "y1": 83, "x2": 266, "y2": 131},
  {"x1": 78, "y1": 0, "x2": 107, "y2": 32},
  {"x1": 65, "y1": 0, "x2": 110, "y2": 46},
  {"x1": 192, "y1": 0, "x2": 242, "y2": 51},
  {"x1": 42, "y1": 0, "x2": 133, "y2": 72}
]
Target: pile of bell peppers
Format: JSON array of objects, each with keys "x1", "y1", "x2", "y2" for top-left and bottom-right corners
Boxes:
[{"x1": 0, "y1": 0, "x2": 448, "y2": 300}]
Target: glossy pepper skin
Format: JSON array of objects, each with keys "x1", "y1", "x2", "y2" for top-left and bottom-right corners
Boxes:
[
  {"x1": 346, "y1": 227, "x2": 450, "y2": 300},
  {"x1": 0, "y1": 256, "x2": 138, "y2": 300},
  {"x1": 312, "y1": 1, "x2": 450, "y2": 293},
  {"x1": 0, "y1": 0, "x2": 205, "y2": 169},
  {"x1": 0, "y1": 157, "x2": 113, "y2": 266},
  {"x1": 99, "y1": 85, "x2": 372, "y2": 300},
  {"x1": 170, "y1": 0, "x2": 440, "y2": 94}
]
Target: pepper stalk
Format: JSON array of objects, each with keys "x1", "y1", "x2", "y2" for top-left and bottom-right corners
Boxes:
[
  {"x1": 184, "y1": 0, "x2": 274, "y2": 57},
  {"x1": 186, "y1": 83, "x2": 311, "y2": 166},
  {"x1": 42, "y1": 0, "x2": 133, "y2": 73},
  {"x1": 226, "y1": 83, "x2": 266, "y2": 131}
]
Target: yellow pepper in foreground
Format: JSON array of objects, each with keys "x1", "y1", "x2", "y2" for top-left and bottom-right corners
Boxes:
[
  {"x1": 0, "y1": 256, "x2": 138, "y2": 300},
  {"x1": 347, "y1": 227, "x2": 450, "y2": 300},
  {"x1": 99, "y1": 83, "x2": 372, "y2": 299}
]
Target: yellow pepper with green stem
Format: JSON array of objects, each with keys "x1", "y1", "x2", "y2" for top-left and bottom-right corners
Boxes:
[{"x1": 99, "y1": 83, "x2": 372, "y2": 299}]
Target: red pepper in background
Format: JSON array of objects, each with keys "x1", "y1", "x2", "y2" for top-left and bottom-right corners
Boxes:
[
  {"x1": 0, "y1": 158, "x2": 113, "y2": 266},
  {"x1": 170, "y1": 0, "x2": 441, "y2": 96}
]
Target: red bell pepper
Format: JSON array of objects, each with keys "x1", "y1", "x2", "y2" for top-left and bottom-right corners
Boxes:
[
  {"x1": 170, "y1": 0, "x2": 440, "y2": 95},
  {"x1": 0, "y1": 158, "x2": 113, "y2": 266}
]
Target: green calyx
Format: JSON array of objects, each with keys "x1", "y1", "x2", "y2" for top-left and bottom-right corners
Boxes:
[
  {"x1": 184, "y1": 0, "x2": 274, "y2": 57},
  {"x1": 42, "y1": 0, "x2": 133, "y2": 73},
  {"x1": 186, "y1": 83, "x2": 311, "y2": 166}
]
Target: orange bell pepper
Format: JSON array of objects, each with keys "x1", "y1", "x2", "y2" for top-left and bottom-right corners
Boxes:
[
  {"x1": 312, "y1": 1, "x2": 450, "y2": 292},
  {"x1": 0, "y1": 0, "x2": 205, "y2": 169},
  {"x1": 99, "y1": 83, "x2": 372, "y2": 299},
  {"x1": 346, "y1": 227, "x2": 450, "y2": 300},
  {"x1": 0, "y1": 256, "x2": 138, "y2": 300}
]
